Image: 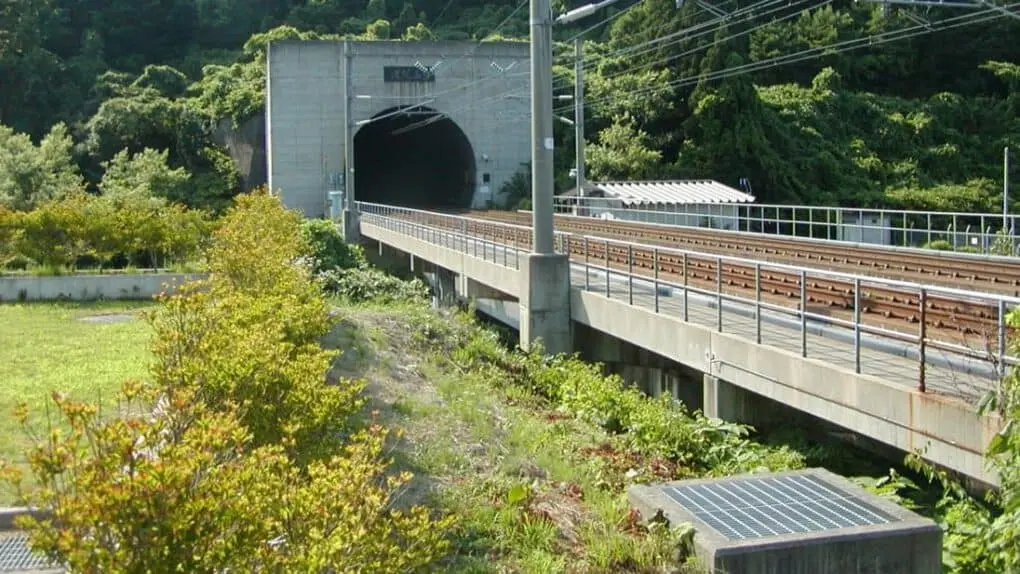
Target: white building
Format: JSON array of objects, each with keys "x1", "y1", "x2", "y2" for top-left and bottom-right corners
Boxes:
[{"x1": 557, "y1": 180, "x2": 756, "y2": 231}]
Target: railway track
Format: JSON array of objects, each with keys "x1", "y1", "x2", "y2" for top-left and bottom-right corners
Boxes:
[
  {"x1": 470, "y1": 209, "x2": 1020, "y2": 297},
  {"x1": 377, "y1": 210, "x2": 1016, "y2": 355}
]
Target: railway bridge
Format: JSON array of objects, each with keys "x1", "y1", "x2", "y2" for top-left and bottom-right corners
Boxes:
[{"x1": 355, "y1": 202, "x2": 1019, "y2": 489}]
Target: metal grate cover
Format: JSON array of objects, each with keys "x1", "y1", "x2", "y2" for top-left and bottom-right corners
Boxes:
[
  {"x1": 0, "y1": 533, "x2": 57, "y2": 572},
  {"x1": 663, "y1": 473, "x2": 896, "y2": 541}
]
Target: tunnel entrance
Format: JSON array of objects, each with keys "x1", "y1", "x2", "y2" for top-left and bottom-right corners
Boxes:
[{"x1": 353, "y1": 106, "x2": 476, "y2": 209}]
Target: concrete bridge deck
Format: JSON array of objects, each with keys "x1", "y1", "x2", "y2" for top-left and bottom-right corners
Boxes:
[{"x1": 356, "y1": 204, "x2": 1013, "y2": 488}]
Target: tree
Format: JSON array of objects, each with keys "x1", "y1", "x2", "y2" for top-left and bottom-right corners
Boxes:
[
  {"x1": 587, "y1": 118, "x2": 662, "y2": 181},
  {"x1": 100, "y1": 148, "x2": 190, "y2": 204},
  {"x1": 85, "y1": 93, "x2": 240, "y2": 210},
  {"x1": 392, "y1": 2, "x2": 418, "y2": 36},
  {"x1": 364, "y1": 19, "x2": 392, "y2": 40},
  {"x1": 131, "y1": 64, "x2": 189, "y2": 99},
  {"x1": 365, "y1": 0, "x2": 387, "y2": 21},
  {"x1": 403, "y1": 22, "x2": 436, "y2": 41},
  {"x1": 0, "y1": 123, "x2": 83, "y2": 211}
]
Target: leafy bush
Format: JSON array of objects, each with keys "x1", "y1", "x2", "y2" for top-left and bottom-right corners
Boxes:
[
  {"x1": 320, "y1": 267, "x2": 431, "y2": 305},
  {"x1": 299, "y1": 217, "x2": 367, "y2": 273},
  {"x1": 923, "y1": 239, "x2": 955, "y2": 251},
  {"x1": 0, "y1": 206, "x2": 20, "y2": 267},
  {"x1": 151, "y1": 192, "x2": 362, "y2": 459},
  {"x1": 1, "y1": 190, "x2": 454, "y2": 570},
  {"x1": 446, "y1": 332, "x2": 804, "y2": 477},
  {"x1": 520, "y1": 353, "x2": 804, "y2": 475},
  {"x1": 298, "y1": 216, "x2": 428, "y2": 306},
  {"x1": 10, "y1": 194, "x2": 90, "y2": 270},
  {"x1": 922, "y1": 239, "x2": 981, "y2": 254},
  {"x1": 2, "y1": 389, "x2": 452, "y2": 572},
  {"x1": 2, "y1": 193, "x2": 212, "y2": 272}
]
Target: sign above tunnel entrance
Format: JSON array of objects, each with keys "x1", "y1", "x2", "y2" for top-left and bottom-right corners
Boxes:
[{"x1": 384, "y1": 66, "x2": 436, "y2": 83}]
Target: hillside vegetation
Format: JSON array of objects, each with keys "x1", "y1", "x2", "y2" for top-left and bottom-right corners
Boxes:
[{"x1": 0, "y1": 0, "x2": 1017, "y2": 212}]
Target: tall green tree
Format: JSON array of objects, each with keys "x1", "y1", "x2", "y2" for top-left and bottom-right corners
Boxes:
[{"x1": 0, "y1": 123, "x2": 83, "y2": 211}]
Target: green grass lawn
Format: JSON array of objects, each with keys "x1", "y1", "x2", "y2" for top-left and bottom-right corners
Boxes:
[{"x1": 0, "y1": 301, "x2": 156, "y2": 503}]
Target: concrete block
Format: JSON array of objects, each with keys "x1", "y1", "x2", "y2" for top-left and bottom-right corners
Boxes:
[
  {"x1": 628, "y1": 468, "x2": 942, "y2": 574},
  {"x1": 519, "y1": 253, "x2": 571, "y2": 355}
]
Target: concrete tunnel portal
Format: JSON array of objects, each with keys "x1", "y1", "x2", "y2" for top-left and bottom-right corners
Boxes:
[{"x1": 353, "y1": 106, "x2": 477, "y2": 209}]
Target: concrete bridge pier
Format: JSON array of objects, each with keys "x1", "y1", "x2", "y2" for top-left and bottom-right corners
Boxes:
[
  {"x1": 703, "y1": 375, "x2": 752, "y2": 422},
  {"x1": 574, "y1": 323, "x2": 705, "y2": 408},
  {"x1": 520, "y1": 253, "x2": 571, "y2": 355},
  {"x1": 430, "y1": 266, "x2": 458, "y2": 308},
  {"x1": 342, "y1": 209, "x2": 360, "y2": 243}
]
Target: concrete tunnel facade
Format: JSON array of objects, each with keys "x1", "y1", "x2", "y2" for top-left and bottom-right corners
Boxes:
[{"x1": 265, "y1": 39, "x2": 532, "y2": 217}]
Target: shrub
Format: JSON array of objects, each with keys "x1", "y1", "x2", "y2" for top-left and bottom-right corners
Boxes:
[
  {"x1": 2, "y1": 190, "x2": 454, "y2": 571},
  {"x1": 299, "y1": 217, "x2": 367, "y2": 273},
  {"x1": 14, "y1": 193, "x2": 91, "y2": 271},
  {"x1": 2, "y1": 389, "x2": 452, "y2": 572},
  {"x1": 2, "y1": 193, "x2": 212, "y2": 272},
  {"x1": 0, "y1": 206, "x2": 21, "y2": 267},
  {"x1": 150, "y1": 192, "x2": 362, "y2": 460},
  {"x1": 148, "y1": 282, "x2": 364, "y2": 461},
  {"x1": 452, "y1": 339, "x2": 804, "y2": 476},
  {"x1": 321, "y1": 267, "x2": 430, "y2": 304},
  {"x1": 923, "y1": 239, "x2": 954, "y2": 251}
]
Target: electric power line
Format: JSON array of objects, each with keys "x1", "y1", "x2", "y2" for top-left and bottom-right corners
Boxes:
[
  {"x1": 557, "y1": 3, "x2": 1017, "y2": 114},
  {"x1": 410, "y1": 0, "x2": 828, "y2": 123},
  {"x1": 588, "y1": 0, "x2": 822, "y2": 86},
  {"x1": 392, "y1": 0, "x2": 819, "y2": 134}
]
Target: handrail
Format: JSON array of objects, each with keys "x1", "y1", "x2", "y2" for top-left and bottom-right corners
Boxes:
[
  {"x1": 358, "y1": 201, "x2": 1020, "y2": 305},
  {"x1": 551, "y1": 197, "x2": 1019, "y2": 256},
  {"x1": 357, "y1": 203, "x2": 1019, "y2": 399}
]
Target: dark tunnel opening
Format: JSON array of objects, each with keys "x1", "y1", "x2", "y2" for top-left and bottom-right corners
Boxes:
[{"x1": 353, "y1": 106, "x2": 476, "y2": 209}]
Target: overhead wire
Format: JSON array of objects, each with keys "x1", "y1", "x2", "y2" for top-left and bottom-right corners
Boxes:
[
  {"x1": 559, "y1": 0, "x2": 793, "y2": 79},
  {"x1": 390, "y1": 0, "x2": 1015, "y2": 137},
  {"x1": 562, "y1": 0, "x2": 647, "y2": 43},
  {"x1": 557, "y1": 2, "x2": 1018, "y2": 114},
  {"x1": 394, "y1": 0, "x2": 761, "y2": 129},
  {"x1": 426, "y1": 0, "x2": 828, "y2": 122},
  {"x1": 553, "y1": 0, "x2": 819, "y2": 91},
  {"x1": 354, "y1": 0, "x2": 529, "y2": 111}
]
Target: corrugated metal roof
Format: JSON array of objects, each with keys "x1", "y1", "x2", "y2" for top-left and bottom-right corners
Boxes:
[{"x1": 564, "y1": 180, "x2": 755, "y2": 205}]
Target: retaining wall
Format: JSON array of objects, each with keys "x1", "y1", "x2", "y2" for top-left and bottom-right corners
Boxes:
[{"x1": 0, "y1": 273, "x2": 206, "y2": 302}]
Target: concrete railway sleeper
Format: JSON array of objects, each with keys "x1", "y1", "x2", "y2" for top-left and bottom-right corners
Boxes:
[
  {"x1": 387, "y1": 210, "x2": 1014, "y2": 354},
  {"x1": 464, "y1": 209, "x2": 1020, "y2": 296}
]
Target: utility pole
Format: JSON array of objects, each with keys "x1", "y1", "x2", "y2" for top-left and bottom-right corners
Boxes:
[
  {"x1": 530, "y1": 0, "x2": 555, "y2": 255},
  {"x1": 574, "y1": 38, "x2": 586, "y2": 200},
  {"x1": 1006, "y1": 146, "x2": 1011, "y2": 234},
  {"x1": 342, "y1": 40, "x2": 359, "y2": 241}
]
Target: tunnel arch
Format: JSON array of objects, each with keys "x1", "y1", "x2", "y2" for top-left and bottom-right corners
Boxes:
[{"x1": 353, "y1": 106, "x2": 476, "y2": 209}]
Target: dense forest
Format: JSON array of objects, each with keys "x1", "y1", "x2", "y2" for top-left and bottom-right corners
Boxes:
[{"x1": 1, "y1": 0, "x2": 1018, "y2": 212}]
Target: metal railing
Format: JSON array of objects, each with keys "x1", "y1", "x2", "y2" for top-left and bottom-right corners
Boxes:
[
  {"x1": 358, "y1": 202, "x2": 1020, "y2": 402},
  {"x1": 552, "y1": 197, "x2": 1019, "y2": 255}
]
